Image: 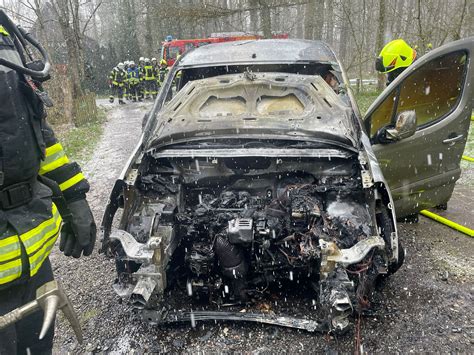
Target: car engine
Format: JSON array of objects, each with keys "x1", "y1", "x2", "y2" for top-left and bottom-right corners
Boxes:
[{"x1": 104, "y1": 150, "x2": 401, "y2": 333}]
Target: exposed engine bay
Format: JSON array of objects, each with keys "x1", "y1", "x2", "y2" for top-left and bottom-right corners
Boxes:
[{"x1": 102, "y1": 146, "x2": 402, "y2": 333}]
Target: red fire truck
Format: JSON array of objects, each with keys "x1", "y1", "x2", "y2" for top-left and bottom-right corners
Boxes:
[{"x1": 161, "y1": 32, "x2": 289, "y2": 67}]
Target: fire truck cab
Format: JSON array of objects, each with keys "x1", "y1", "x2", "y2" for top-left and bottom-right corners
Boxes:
[{"x1": 161, "y1": 33, "x2": 288, "y2": 67}]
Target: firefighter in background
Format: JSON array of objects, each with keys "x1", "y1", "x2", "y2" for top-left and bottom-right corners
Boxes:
[
  {"x1": 151, "y1": 57, "x2": 158, "y2": 72},
  {"x1": 157, "y1": 59, "x2": 169, "y2": 90},
  {"x1": 0, "y1": 10, "x2": 95, "y2": 353},
  {"x1": 123, "y1": 60, "x2": 130, "y2": 100},
  {"x1": 375, "y1": 39, "x2": 417, "y2": 85},
  {"x1": 108, "y1": 65, "x2": 117, "y2": 103},
  {"x1": 143, "y1": 57, "x2": 157, "y2": 99},
  {"x1": 127, "y1": 61, "x2": 141, "y2": 102},
  {"x1": 108, "y1": 62, "x2": 127, "y2": 104},
  {"x1": 138, "y1": 56, "x2": 145, "y2": 100}
]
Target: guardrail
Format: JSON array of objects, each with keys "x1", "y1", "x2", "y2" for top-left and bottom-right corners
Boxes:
[{"x1": 349, "y1": 78, "x2": 378, "y2": 86}]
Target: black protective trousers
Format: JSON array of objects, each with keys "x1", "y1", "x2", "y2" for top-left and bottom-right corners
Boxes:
[
  {"x1": 128, "y1": 83, "x2": 139, "y2": 101},
  {"x1": 0, "y1": 259, "x2": 55, "y2": 355},
  {"x1": 110, "y1": 84, "x2": 124, "y2": 100}
]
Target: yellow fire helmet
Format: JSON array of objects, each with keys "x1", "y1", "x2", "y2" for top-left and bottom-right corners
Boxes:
[
  {"x1": 160, "y1": 59, "x2": 167, "y2": 66},
  {"x1": 376, "y1": 39, "x2": 417, "y2": 73}
]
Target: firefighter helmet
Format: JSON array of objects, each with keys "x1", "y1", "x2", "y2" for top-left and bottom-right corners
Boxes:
[
  {"x1": 160, "y1": 59, "x2": 167, "y2": 66},
  {"x1": 151, "y1": 57, "x2": 157, "y2": 62},
  {"x1": 139, "y1": 56, "x2": 145, "y2": 62},
  {"x1": 375, "y1": 39, "x2": 416, "y2": 73},
  {"x1": 118, "y1": 62, "x2": 125, "y2": 70}
]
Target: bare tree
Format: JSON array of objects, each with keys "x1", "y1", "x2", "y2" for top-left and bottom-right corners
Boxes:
[
  {"x1": 10, "y1": 0, "x2": 472, "y2": 97},
  {"x1": 375, "y1": 0, "x2": 386, "y2": 90},
  {"x1": 49, "y1": 0, "x2": 101, "y2": 118}
]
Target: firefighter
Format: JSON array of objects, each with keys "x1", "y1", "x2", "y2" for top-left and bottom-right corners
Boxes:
[
  {"x1": 143, "y1": 57, "x2": 157, "y2": 99},
  {"x1": 127, "y1": 61, "x2": 141, "y2": 102},
  {"x1": 375, "y1": 39, "x2": 417, "y2": 85},
  {"x1": 157, "y1": 59, "x2": 169, "y2": 90},
  {"x1": 109, "y1": 62, "x2": 127, "y2": 104},
  {"x1": 151, "y1": 57, "x2": 159, "y2": 91},
  {"x1": 138, "y1": 56, "x2": 145, "y2": 100},
  {"x1": 123, "y1": 60, "x2": 130, "y2": 100},
  {"x1": 151, "y1": 57, "x2": 158, "y2": 70},
  {"x1": 0, "y1": 10, "x2": 95, "y2": 354},
  {"x1": 108, "y1": 65, "x2": 118, "y2": 103}
]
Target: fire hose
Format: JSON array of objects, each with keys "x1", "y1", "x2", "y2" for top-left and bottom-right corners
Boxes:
[{"x1": 420, "y1": 210, "x2": 474, "y2": 237}]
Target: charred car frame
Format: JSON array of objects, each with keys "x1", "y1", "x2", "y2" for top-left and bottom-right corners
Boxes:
[{"x1": 101, "y1": 39, "x2": 473, "y2": 333}]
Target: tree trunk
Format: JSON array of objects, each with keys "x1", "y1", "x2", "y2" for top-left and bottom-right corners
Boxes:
[
  {"x1": 376, "y1": 0, "x2": 386, "y2": 90},
  {"x1": 144, "y1": 0, "x2": 154, "y2": 51},
  {"x1": 393, "y1": 0, "x2": 405, "y2": 37},
  {"x1": 416, "y1": 0, "x2": 426, "y2": 50},
  {"x1": 452, "y1": 0, "x2": 468, "y2": 40},
  {"x1": 313, "y1": 0, "x2": 324, "y2": 40},
  {"x1": 296, "y1": 4, "x2": 304, "y2": 38},
  {"x1": 304, "y1": 0, "x2": 316, "y2": 39},
  {"x1": 259, "y1": 0, "x2": 272, "y2": 38},
  {"x1": 325, "y1": 0, "x2": 334, "y2": 45},
  {"x1": 338, "y1": 4, "x2": 350, "y2": 65},
  {"x1": 249, "y1": 0, "x2": 259, "y2": 33}
]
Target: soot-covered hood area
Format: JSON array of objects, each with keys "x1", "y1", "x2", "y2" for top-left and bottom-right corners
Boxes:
[{"x1": 147, "y1": 73, "x2": 358, "y2": 150}]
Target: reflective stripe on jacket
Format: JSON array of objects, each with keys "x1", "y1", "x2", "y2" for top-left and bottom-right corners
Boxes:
[
  {"x1": 40, "y1": 122, "x2": 89, "y2": 201},
  {"x1": 110, "y1": 69, "x2": 126, "y2": 86},
  {"x1": 144, "y1": 65, "x2": 155, "y2": 80},
  {"x1": 127, "y1": 68, "x2": 140, "y2": 85},
  {"x1": 158, "y1": 67, "x2": 168, "y2": 85},
  {"x1": 0, "y1": 201, "x2": 62, "y2": 286}
]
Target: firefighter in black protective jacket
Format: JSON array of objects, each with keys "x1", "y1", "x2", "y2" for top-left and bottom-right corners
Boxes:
[{"x1": 0, "y1": 10, "x2": 96, "y2": 354}]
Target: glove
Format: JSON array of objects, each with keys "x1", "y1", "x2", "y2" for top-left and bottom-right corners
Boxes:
[{"x1": 60, "y1": 199, "x2": 96, "y2": 258}]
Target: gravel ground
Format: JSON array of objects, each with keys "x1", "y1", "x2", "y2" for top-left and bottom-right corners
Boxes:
[{"x1": 51, "y1": 100, "x2": 473, "y2": 353}]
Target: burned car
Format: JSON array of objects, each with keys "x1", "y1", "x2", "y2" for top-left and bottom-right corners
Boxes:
[{"x1": 101, "y1": 39, "x2": 473, "y2": 332}]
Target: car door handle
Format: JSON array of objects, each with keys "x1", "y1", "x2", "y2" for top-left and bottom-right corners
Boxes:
[{"x1": 442, "y1": 134, "x2": 463, "y2": 144}]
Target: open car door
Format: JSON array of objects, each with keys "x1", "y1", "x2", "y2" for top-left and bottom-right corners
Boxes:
[{"x1": 364, "y1": 37, "x2": 474, "y2": 218}]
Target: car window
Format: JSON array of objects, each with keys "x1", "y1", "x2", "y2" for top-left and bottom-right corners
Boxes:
[
  {"x1": 368, "y1": 50, "x2": 467, "y2": 137},
  {"x1": 396, "y1": 51, "x2": 467, "y2": 128},
  {"x1": 184, "y1": 43, "x2": 195, "y2": 52},
  {"x1": 369, "y1": 89, "x2": 397, "y2": 136},
  {"x1": 168, "y1": 46, "x2": 181, "y2": 60}
]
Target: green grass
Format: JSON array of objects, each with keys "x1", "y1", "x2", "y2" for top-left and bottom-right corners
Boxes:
[
  {"x1": 56, "y1": 108, "x2": 106, "y2": 163},
  {"x1": 464, "y1": 122, "x2": 474, "y2": 157},
  {"x1": 461, "y1": 122, "x2": 474, "y2": 170},
  {"x1": 353, "y1": 89, "x2": 381, "y2": 116}
]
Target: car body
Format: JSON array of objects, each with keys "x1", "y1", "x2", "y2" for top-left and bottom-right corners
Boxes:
[{"x1": 101, "y1": 38, "x2": 473, "y2": 333}]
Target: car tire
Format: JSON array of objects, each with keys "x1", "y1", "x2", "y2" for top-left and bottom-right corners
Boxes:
[
  {"x1": 397, "y1": 213, "x2": 419, "y2": 223},
  {"x1": 435, "y1": 203, "x2": 448, "y2": 210}
]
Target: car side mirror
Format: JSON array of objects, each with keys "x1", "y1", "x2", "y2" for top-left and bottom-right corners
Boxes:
[{"x1": 376, "y1": 110, "x2": 417, "y2": 144}]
